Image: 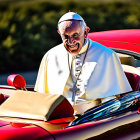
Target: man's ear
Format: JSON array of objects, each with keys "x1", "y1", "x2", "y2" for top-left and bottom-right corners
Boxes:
[
  {"x1": 57, "y1": 29, "x2": 61, "y2": 35},
  {"x1": 84, "y1": 27, "x2": 90, "y2": 39}
]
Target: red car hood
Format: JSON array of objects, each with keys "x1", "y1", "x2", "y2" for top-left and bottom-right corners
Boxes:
[
  {"x1": 0, "y1": 118, "x2": 53, "y2": 140},
  {"x1": 88, "y1": 29, "x2": 140, "y2": 54}
]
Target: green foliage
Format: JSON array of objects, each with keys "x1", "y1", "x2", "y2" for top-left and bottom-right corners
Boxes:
[{"x1": 0, "y1": 1, "x2": 139, "y2": 72}]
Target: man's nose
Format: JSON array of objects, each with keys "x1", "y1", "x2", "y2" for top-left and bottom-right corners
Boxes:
[{"x1": 68, "y1": 37, "x2": 75, "y2": 44}]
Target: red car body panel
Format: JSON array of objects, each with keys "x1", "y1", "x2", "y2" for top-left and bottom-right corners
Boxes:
[
  {"x1": 0, "y1": 111, "x2": 139, "y2": 140},
  {"x1": 88, "y1": 29, "x2": 140, "y2": 54}
]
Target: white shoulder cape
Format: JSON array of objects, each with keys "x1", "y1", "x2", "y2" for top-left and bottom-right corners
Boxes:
[{"x1": 35, "y1": 39, "x2": 132, "y2": 99}]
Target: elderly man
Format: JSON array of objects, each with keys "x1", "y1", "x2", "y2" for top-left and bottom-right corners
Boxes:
[{"x1": 35, "y1": 12, "x2": 132, "y2": 114}]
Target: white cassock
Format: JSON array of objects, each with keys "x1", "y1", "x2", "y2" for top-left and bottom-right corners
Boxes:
[{"x1": 34, "y1": 38, "x2": 132, "y2": 112}]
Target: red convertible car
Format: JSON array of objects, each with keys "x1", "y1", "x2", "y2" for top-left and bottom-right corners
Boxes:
[{"x1": 0, "y1": 29, "x2": 139, "y2": 140}]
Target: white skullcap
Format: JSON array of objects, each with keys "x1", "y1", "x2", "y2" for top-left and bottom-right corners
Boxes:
[{"x1": 58, "y1": 12, "x2": 85, "y2": 24}]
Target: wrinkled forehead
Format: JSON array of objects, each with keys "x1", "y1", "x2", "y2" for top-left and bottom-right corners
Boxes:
[{"x1": 58, "y1": 20, "x2": 82, "y2": 33}]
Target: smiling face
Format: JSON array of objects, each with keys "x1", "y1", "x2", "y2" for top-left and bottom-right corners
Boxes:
[{"x1": 58, "y1": 20, "x2": 89, "y2": 55}]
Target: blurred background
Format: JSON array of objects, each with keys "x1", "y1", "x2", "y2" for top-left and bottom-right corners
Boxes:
[{"x1": 0, "y1": 0, "x2": 140, "y2": 85}]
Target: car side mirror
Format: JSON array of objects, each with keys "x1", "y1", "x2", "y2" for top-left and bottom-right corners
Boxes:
[{"x1": 7, "y1": 74, "x2": 26, "y2": 90}]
